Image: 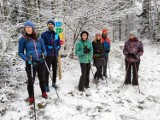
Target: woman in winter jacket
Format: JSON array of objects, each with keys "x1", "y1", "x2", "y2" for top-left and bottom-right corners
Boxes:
[
  {"x1": 92, "y1": 33, "x2": 105, "y2": 81},
  {"x1": 75, "y1": 31, "x2": 93, "y2": 91},
  {"x1": 123, "y1": 31, "x2": 144, "y2": 86},
  {"x1": 18, "y1": 20, "x2": 48, "y2": 105}
]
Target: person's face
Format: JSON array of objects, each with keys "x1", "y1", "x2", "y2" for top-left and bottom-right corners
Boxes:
[
  {"x1": 48, "y1": 23, "x2": 54, "y2": 30},
  {"x1": 129, "y1": 34, "x2": 135, "y2": 40},
  {"x1": 96, "y1": 34, "x2": 101, "y2": 40},
  {"x1": 102, "y1": 32, "x2": 108, "y2": 38},
  {"x1": 82, "y1": 33, "x2": 88, "y2": 41},
  {"x1": 25, "y1": 26, "x2": 33, "y2": 34}
]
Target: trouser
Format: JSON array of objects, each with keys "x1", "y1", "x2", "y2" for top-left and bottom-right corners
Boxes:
[
  {"x1": 78, "y1": 63, "x2": 91, "y2": 91},
  {"x1": 125, "y1": 60, "x2": 140, "y2": 85},
  {"x1": 45, "y1": 56, "x2": 58, "y2": 86},
  {"x1": 102, "y1": 57, "x2": 108, "y2": 76},
  {"x1": 94, "y1": 66, "x2": 103, "y2": 79},
  {"x1": 26, "y1": 62, "x2": 46, "y2": 97}
]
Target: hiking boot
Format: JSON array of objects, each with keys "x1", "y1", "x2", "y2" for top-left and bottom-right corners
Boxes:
[
  {"x1": 29, "y1": 96, "x2": 34, "y2": 105},
  {"x1": 52, "y1": 83, "x2": 58, "y2": 89},
  {"x1": 45, "y1": 86, "x2": 50, "y2": 92},
  {"x1": 42, "y1": 92, "x2": 48, "y2": 99}
]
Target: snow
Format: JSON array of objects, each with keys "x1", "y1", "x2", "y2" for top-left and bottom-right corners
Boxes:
[{"x1": 1, "y1": 40, "x2": 160, "y2": 120}]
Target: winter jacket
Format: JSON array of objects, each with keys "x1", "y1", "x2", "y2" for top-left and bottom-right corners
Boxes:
[
  {"x1": 18, "y1": 36, "x2": 47, "y2": 61},
  {"x1": 92, "y1": 40, "x2": 105, "y2": 59},
  {"x1": 101, "y1": 37, "x2": 111, "y2": 57},
  {"x1": 41, "y1": 30, "x2": 61, "y2": 57},
  {"x1": 123, "y1": 38, "x2": 143, "y2": 62},
  {"x1": 75, "y1": 39, "x2": 93, "y2": 63}
]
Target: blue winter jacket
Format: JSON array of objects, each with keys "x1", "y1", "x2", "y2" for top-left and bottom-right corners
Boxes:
[
  {"x1": 18, "y1": 36, "x2": 47, "y2": 61},
  {"x1": 41, "y1": 30, "x2": 61, "y2": 57}
]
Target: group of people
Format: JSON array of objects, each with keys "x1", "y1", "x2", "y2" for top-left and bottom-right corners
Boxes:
[
  {"x1": 18, "y1": 20, "x2": 60, "y2": 104},
  {"x1": 75, "y1": 30, "x2": 144, "y2": 92},
  {"x1": 18, "y1": 19, "x2": 144, "y2": 105}
]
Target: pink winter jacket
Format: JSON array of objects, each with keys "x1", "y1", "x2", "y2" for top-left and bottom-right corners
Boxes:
[{"x1": 123, "y1": 38, "x2": 144, "y2": 62}]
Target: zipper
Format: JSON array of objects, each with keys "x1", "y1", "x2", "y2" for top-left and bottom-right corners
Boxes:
[{"x1": 33, "y1": 39, "x2": 39, "y2": 60}]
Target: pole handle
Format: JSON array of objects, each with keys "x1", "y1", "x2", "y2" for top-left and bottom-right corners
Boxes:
[{"x1": 30, "y1": 55, "x2": 32, "y2": 61}]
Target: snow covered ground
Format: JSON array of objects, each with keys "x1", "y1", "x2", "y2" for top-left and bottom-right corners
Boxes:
[{"x1": 0, "y1": 40, "x2": 160, "y2": 120}]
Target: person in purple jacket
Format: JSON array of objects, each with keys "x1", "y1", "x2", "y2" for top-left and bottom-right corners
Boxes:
[
  {"x1": 18, "y1": 20, "x2": 48, "y2": 105},
  {"x1": 123, "y1": 31, "x2": 144, "y2": 86}
]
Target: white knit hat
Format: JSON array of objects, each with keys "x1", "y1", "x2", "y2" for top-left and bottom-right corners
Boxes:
[{"x1": 129, "y1": 30, "x2": 138, "y2": 37}]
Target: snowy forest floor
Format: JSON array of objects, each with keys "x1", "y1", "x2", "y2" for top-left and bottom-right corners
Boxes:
[{"x1": 0, "y1": 40, "x2": 160, "y2": 120}]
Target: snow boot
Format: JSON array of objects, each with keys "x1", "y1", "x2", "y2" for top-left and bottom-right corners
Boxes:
[
  {"x1": 52, "y1": 83, "x2": 58, "y2": 89},
  {"x1": 29, "y1": 96, "x2": 35, "y2": 105},
  {"x1": 45, "y1": 86, "x2": 50, "y2": 92},
  {"x1": 42, "y1": 92, "x2": 48, "y2": 99}
]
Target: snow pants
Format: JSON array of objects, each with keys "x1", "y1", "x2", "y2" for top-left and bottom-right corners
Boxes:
[
  {"x1": 125, "y1": 60, "x2": 140, "y2": 85},
  {"x1": 78, "y1": 63, "x2": 91, "y2": 91},
  {"x1": 25, "y1": 61, "x2": 46, "y2": 97},
  {"x1": 45, "y1": 56, "x2": 58, "y2": 87},
  {"x1": 102, "y1": 57, "x2": 108, "y2": 76}
]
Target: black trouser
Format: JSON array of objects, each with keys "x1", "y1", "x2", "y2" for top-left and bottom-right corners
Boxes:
[
  {"x1": 45, "y1": 56, "x2": 58, "y2": 86},
  {"x1": 125, "y1": 60, "x2": 140, "y2": 85},
  {"x1": 79, "y1": 63, "x2": 91, "y2": 91},
  {"x1": 94, "y1": 66, "x2": 102, "y2": 79},
  {"x1": 26, "y1": 62, "x2": 46, "y2": 97},
  {"x1": 102, "y1": 57, "x2": 108, "y2": 76}
]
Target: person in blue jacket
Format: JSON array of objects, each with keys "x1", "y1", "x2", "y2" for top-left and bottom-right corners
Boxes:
[
  {"x1": 41, "y1": 20, "x2": 61, "y2": 92},
  {"x1": 18, "y1": 20, "x2": 48, "y2": 105}
]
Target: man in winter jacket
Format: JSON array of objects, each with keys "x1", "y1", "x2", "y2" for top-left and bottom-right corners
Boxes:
[
  {"x1": 123, "y1": 31, "x2": 144, "y2": 86},
  {"x1": 18, "y1": 20, "x2": 48, "y2": 104},
  {"x1": 75, "y1": 31, "x2": 93, "y2": 91},
  {"x1": 41, "y1": 20, "x2": 61, "y2": 92},
  {"x1": 101, "y1": 28, "x2": 111, "y2": 78}
]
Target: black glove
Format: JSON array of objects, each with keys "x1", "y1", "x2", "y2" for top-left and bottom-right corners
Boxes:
[
  {"x1": 84, "y1": 46, "x2": 90, "y2": 54},
  {"x1": 105, "y1": 49, "x2": 110, "y2": 53},
  {"x1": 128, "y1": 53, "x2": 137, "y2": 59}
]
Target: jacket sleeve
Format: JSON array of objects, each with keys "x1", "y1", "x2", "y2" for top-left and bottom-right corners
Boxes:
[
  {"x1": 41, "y1": 32, "x2": 48, "y2": 48},
  {"x1": 40, "y1": 37, "x2": 47, "y2": 57},
  {"x1": 138, "y1": 41, "x2": 144, "y2": 56},
  {"x1": 89, "y1": 42, "x2": 93, "y2": 56},
  {"x1": 18, "y1": 38, "x2": 28, "y2": 61},
  {"x1": 123, "y1": 41, "x2": 128, "y2": 55},
  {"x1": 75, "y1": 42, "x2": 84, "y2": 56}
]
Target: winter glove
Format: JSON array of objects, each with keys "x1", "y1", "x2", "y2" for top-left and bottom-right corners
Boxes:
[
  {"x1": 32, "y1": 62, "x2": 38, "y2": 67},
  {"x1": 105, "y1": 49, "x2": 110, "y2": 53},
  {"x1": 55, "y1": 46, "x2": 60, "y2": 51},
  {"x1": 39, "y1": 58, "x2": 44, "y2": 63},
  {"x1": 27, "y1": 60, "x2": 32, "y2": 65},
  {"x1": 84, "y1": 46, "x2": 90, "y2": 54},
  {"x1": 48, "y1": 45, "x2": 53, "y2": 49},
  {"x1": 128, "y1": 53, "x2": 137, "y2": 59}
]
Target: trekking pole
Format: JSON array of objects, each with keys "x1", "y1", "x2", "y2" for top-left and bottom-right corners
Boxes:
[
  {"x1": 122, "y1": 60, "x2": 131, "y2": 89},
  {"x1": 134, "y1": 62, "x2": 141, "y2": 93},
  {"x1": 30, "y1": 55, "x2": 36, "y2": 120},
  {"x1": 90, "y1": 65, "x2": 95, "y2": 78},
  {"x1": 108, "y1": 58, "x2": 111, "y2": 81},
  {"x1": 42, "y1": 53, "x2": 60, "y2": 100}
]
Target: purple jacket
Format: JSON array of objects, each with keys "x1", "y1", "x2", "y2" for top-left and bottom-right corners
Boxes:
[{"x1": 123, "y1": 38, "x2": 143, "y2": 62}]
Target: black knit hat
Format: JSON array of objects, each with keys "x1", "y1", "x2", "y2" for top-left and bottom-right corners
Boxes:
[{"x1": 80, "y1": 31, "x2": 89, "y2": 38}]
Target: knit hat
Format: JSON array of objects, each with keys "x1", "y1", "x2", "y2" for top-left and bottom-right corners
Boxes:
[
  {"x1": 47, "y1": 20, "x2": 55, "y2": 26},
  {"x1": 80, "y1": 31, "x2": 89, "y2": 38},
  {"x1": 24, "y1": 20, "x2": 35, "y2": 29},
  {"x1": 102, "y1": 28, "x2": 108, "y2": 33},
  {"x1": 129, "y1": 30, "x2": 138, "y2": 37}
]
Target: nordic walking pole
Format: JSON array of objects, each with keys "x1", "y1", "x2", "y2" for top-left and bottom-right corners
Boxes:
[
  {"x1": 134, "y1": 62, "x2": 141, "y2": 93},
  {"x1": 122, "y1": 60, "x2": 131, "y2": 89},
  {"x1": 42, "y1": 53, "x2": 60, "y2": 100},
  {"x1": 108, "y1": 58, "x2": 111, "y2": 81},
  {"x1": 30, "y1": 55, "x2": 36, "y2": 120}
]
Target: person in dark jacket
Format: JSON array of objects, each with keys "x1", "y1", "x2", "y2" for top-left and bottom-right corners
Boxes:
[
  {"x1": 41, "y1": 20, "x2": 61, "y2": 92},
  {"x1": 101, "y1": 28, "x2": 111, "y2": 78},
  {"x1": 75, "y1": 31, "x2": 93, "y2": 91},
  {"x1": 18, "y1": 20, "x2": 48, "y2": 105},
  {"x1": 123, "y1": 31, "x2": 144, "y2": 86},
  {"x1": 92, "y1": 33, "x2": 105, "y2": 82}
]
